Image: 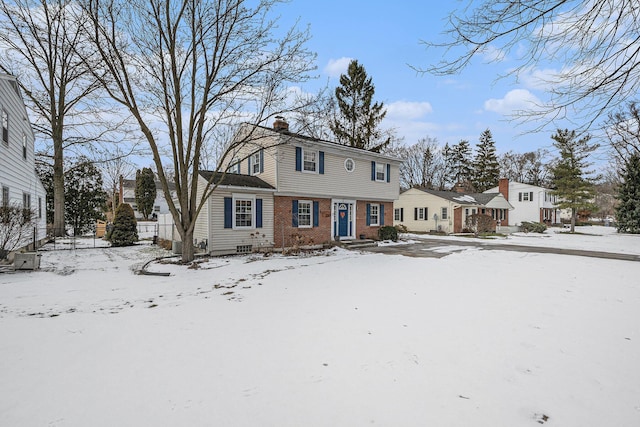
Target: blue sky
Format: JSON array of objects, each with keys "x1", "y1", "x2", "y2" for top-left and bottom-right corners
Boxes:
[{"x1": 280, "y1": 1, "x2": 571, "y2": 158}]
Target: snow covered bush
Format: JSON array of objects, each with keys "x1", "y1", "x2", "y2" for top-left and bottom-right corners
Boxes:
[
  {"x1": 378, "y1": 225, "x2": 398, "y2": 241},
  {"x1": 520, "y1": 221, "x2": 547, "y2": 233}
]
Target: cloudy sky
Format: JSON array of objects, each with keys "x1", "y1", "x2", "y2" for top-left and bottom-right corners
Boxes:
[{"x1": 279, "y1": 1, "x2": 599, "y2": 159}]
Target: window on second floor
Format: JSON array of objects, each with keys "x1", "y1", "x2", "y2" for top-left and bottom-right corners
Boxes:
[
  {"x1": 375, "y1": 162, "x2": 385, "y2": 181},
  {"x1": 519, "y1": 191, "x2": 533, "y2": 202},
  {"x1": 228, "y1": 158, "x2": 241, "y2": 174},
  {"x1": 250, "y1": 152, "x2": 261, "y2": 175},
  {"x1": 1, "y1": 109, "x2": 8, "y2": 144},
  {"x1": 303, "y1": 150, "x2": 317, "y2": 172},
  {"x1": 22, "y1": 132, "x2": 27, "y2": 159}
]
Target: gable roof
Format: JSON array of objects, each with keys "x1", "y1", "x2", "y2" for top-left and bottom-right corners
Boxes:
[
  {"x1": 198, "y1": 171, "x2": 274, "y2": 189},
  {"x1": 405, "y1": 187, "x2": 514, "y2": 209},
  {"x1": 245, "y1": 122, "x2": 402, "y2": 163}
]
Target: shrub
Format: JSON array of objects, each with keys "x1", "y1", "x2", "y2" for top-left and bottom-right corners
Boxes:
[
  {"x1": 395, "y1": 223, "x2": 408, "y2": 233},
  {"x1": 109, "y1": 203, "x2": 138, "y2": 246},
  {"x1": 378, "y1": 225, "x2": 398, "y2": 241},
  {"x1": 465, "y1": 213, "x2": 496, "y2": 235},
  {"x1": 520, "y1": 221, "x2": 547, "y2": 233}
]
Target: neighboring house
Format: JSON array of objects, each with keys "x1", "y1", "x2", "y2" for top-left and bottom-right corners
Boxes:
[
  {"x1": 193, "y1": 116, "x2": 402, "y2": 255},
  {"x1": 0, "y1": 74, "x2": 47, "y2": 256},
  {"x1": 394, "y1": 187, "x2": 513, "y2": 234},
  {"x1": 119, "y1": 176, "x2": 176, "y2": 220},
  {"x1": 485, "y1": 178, "x2": 560, "y2": 226}
]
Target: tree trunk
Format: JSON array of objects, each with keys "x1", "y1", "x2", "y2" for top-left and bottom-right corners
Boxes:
[
  {"x1": 571, "y1": 208, "x2": 576, "y2": 233},
  {"x1": 180, "y1": 227, "x2": 194, "y2": 263},
  {"x1": 53, "y1": 133, "x2": 65, "y2": 237}
]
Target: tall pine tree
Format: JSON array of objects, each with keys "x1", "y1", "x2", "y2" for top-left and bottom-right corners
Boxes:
[
  {"x1": 135, "y1": 168, "x2": 157, "y2": 220},
  {"x1": 473, "y1": 129, "x2": 500, "y2": 192},
  {"x1": 450, "y1": 139, "x2": 473, "y2": 190},
  {"x1": 549, "y1": 129, "x2": 600, "y2": 232},
  {"x1": 616, "y1": 153, "x2": 640, "y2": 233},
  {"x1": 330, "y1": 60, "x2": 390, "y2": 152}
]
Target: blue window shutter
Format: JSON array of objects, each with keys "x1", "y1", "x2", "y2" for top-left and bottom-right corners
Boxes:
[
  {"x1": 380, "y1": 204, "x2": 385, "y2": 225},
  {"x1": 224, "y1": 197, "x2": 232, "y2": 228},
  {"x1": 366, "y1": 203, "x2": 371, "y2": 226},
  {"x1": 295, "y1": 147, "x2": 302, "y2": 171},
  {"x1": 256, "y1": 198, "x2": 263, "y2": 228},
  {"x1": 313, "y1": 201, "x2": 319, "y2": 227},
  {"x1": 386, "y1": 163, "x2": 391, "y2": 183},
  {"x1": 292, "y1": 199, "x2": 298, "y2": 227},
  {"x1": 248, "y1": 155, "x2": 252, "y2": 175},
  {"x1": 319, "y1": 151, "x2": 325, "y2": 174},
  {"x1": 259, "y1": 149, "x2": 264, "y2": 173},
  {"x1": 371, "y1": 161, "x2": 376, "y2": 181}
]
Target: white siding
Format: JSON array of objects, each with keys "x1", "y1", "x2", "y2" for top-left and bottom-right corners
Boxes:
[
  {"x1": 207, "y1": 189, "x2": 274, "y2": 255},
  {"x1": 276, "y1": 143, "x2": 400, "y2": 201},
  {"x1": 393, "y1": 188, "x2": 456, "y2": 233},
  {"x1": 486, "y1": 182, "x2": 552, "y2": 225},
  {"x1": 0, "y1": 75, "x2": 47, "y2": 250}
]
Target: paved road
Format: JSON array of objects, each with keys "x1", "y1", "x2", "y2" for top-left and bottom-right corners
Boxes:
[{"x1": 361, "y1": 238, "x2": 640, "y2": 262}]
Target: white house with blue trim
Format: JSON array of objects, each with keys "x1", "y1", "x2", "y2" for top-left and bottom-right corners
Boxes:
[{"x1": 194, "y1": 116, "x2": 401, "y2": 254}]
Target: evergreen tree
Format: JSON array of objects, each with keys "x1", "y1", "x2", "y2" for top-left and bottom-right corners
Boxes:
[
  {"x1": 65, "y1": 159, "x2": 107, "y2": 235},
  {"x1": 135, "y1": 168, "x2": 157, "y2": 220},
  {"x1": 109, "y1": 203, "x2": 138, "y2": 247},
  {"x1": 330, "y1": 60, "x2": 390, "y2": 152},
  {"x1": 472, "y1": 129, "x2": 500, "y2": 192},
  {"x1": 616, "y1": 153, "x2": 640, "y2": 233},
  {"x1": 450, "y1": 139, "x2": 473, "y2": 190},
  {"x1": 549, "y1": 129, "x2": 600, "y2": 232}
]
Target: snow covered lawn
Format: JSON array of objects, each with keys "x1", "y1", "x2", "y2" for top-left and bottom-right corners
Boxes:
[{"x1": 1, "y1": 228, "x2": 639, "y2": 426}]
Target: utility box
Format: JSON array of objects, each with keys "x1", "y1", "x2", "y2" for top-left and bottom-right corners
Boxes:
[
  {"x1": 14, "y1": 252, "x2": 41, "y2": 270},
  {"x1": 172, "y1": 241, "x2": 182, "y2": 255}
]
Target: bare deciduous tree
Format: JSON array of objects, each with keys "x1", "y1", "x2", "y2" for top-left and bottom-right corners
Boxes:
[
  {"x1": 0, "y1": 0, "x2": 120, "y2": 236},
  {"x1": 391, "y1": 137, "x2": 445, "y2": 190},
  {"x1": 605, "y1": 101, "x2": 640, "y2": 170},
  {"x1": 421, "y1": 0, "x2": 640, "y2": 130},
  {"x1": 82, "y1": 0, "x2": 316, "y2": 261}
]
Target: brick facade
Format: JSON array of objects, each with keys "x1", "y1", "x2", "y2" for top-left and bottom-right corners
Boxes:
[
  {"x1": 273, "y1": 196, "x2": 332, "y2": 249},
  {"x1": 355, "y1": 200, "x2": 393, "y2": 240}
]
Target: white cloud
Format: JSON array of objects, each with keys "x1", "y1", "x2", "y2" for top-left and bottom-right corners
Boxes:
[
  {"x1": 385, "y1": 101, "x2": 433, "y2": 120},
  {"x1": 323, "y1": 57, "x2": 352, "y2": 78},
  {"x1": 484, "y1": 89, "x2": 541, "y2": 115},
  {"x1": 481, "y1": 45, "x2": 507, "y2": 62}
]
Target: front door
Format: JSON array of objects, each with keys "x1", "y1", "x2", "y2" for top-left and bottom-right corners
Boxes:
[{"x1": 338, "y1": 203, "x2": 349, "y2": 237}]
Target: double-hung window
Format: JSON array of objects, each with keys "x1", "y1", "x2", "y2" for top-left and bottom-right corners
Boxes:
[
  {"x1": 228, "y1": 158, "x2": 241, "y2": 174},
  {"x1": 235, "y1": 198, "x2": 253, "y2": 228},
  {"x1": 375, "y1": 162, "x2": 385, "y2": 181},
  {"x1": 1, "y1": 109, "x2": 7, "y2": 144},
  {"x1": 22, "y1": 133, "x2": 27, "y2": 159},
  {"x1": 303, "y1": 150, "x2": 317, "y2": 172},
  {"x1": 297, "y1": 200, "x2": 312, "y2": 227},
  {"x1": 250, "y1": 152, "x2": 261, "y2": 175},
  {"x1": 441, "y1": 207, "x2": 448, "y2": 220},
  {"x1": 369, "y1": 204, "x2": 379, "y2": 226}
]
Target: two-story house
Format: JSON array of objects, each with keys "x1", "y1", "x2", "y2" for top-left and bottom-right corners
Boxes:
[
  {"x1": 192, "y1": 117, "x2": 401, "y2": 255},
  {"x1": 0, "y1": 74, "x2": 47, "y2": 257},
  {"x1": 393, "y1": 187, "x2": 513, "y2": 234},
  {"x1": 485, "y1": 178, "x2": 560, "y2": 226}
]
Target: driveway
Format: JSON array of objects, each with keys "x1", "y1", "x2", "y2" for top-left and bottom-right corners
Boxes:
[{"x1": 362, "y1": 237, "x2": 640, "y2": 262}]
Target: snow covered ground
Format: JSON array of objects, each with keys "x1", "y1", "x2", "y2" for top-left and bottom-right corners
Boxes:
[{"x1": 1, "y1": 227, "x2": 639, "y2": 426}]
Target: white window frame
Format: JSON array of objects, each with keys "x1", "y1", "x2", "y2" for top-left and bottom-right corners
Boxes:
[
  {"x1": 297, "y1": 200, "x2": 312, "y2": 228},
  {"x1": 375, "y1": 162, "x2": 386, "y2": 182},
  {"x1": 370, "y1": 203, "x2": 380, "y2": 226},
  {"x1": 251, "y1": 152, "x2": 261, "y2": 175},
  {"x1": 521, "y1": 192, "x2": 530, "y2": 202},
  {"x1": 344, "y1": 158, "x2": 355, "y2": 172},
  {"x1": 228, "y1": 158, "x2": 241, "y2": 174},
  {"x1": 22, "y1": 132, "x2": 27, "y2": 159},
  {"x1": 233, "y1": 195, "x2": 255, "y2": 229},
  {"x1": 441, "y1": 207, "x2": 448, "y2": 220},
  {"x1": 303, "y1": 149, "x2": 317, "y2": 173},
  {"x1": 1, "y1": 109, "x2": 8, "y2": 144},
  {"x1": 418, "y1": 207, "x2": 425, "y2": 220}
]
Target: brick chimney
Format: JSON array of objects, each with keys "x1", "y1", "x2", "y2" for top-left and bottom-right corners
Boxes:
[
  {"x1": 498, "y1": 178, "x2": 509, "y2": 201},
  {"x1": 273, "y1": 115, "x2": 289, "y2": 132}
]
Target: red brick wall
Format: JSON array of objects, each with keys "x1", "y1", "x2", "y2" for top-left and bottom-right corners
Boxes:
[
  {"x1": 355, "y1": 200, "x2": 393, "y2": 240},
  {"x1": 498, "y1": 178, "x2": 510, "y2": 225},
  {"x1": 273, "y1": 196, "x2": 332, "y2": 249}
]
